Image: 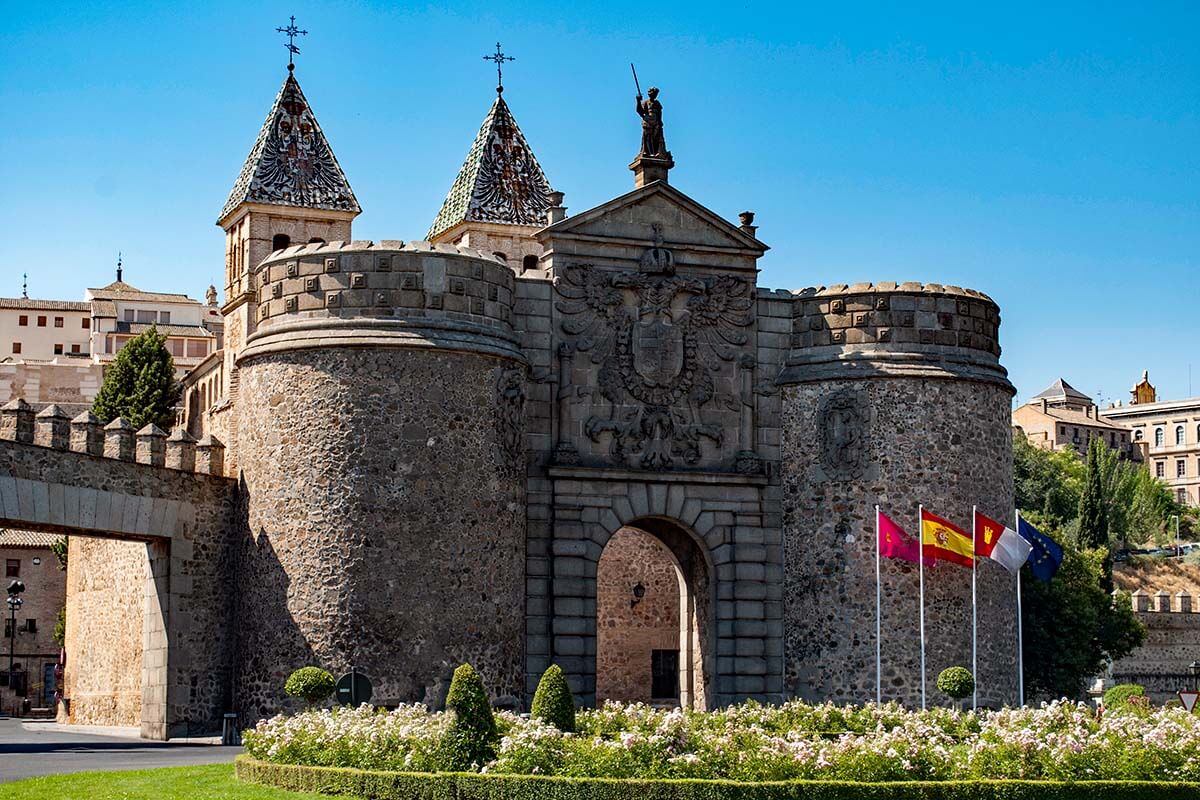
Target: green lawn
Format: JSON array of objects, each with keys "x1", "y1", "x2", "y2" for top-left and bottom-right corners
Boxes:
[{"x1": 0, "y1": 763, "x2": 356, "y2": 800}]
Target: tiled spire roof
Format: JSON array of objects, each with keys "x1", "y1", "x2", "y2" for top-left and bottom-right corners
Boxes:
[
  {"x1": 1033, "y1": 378, "x2": 1092, "y2": 404},
  {"x1": 219, "y1": 72, "x2": 360, "y2": 223},
  {"x1": 427, "y1": 94, "x2": 551, "y2": 240}
]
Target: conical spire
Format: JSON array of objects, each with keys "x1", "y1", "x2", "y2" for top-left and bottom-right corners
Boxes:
[
  {"x1": 219, "y1": 72, "x2": 360, "y2": 223},
  {"x1": 426, "y1": 95, "x2": 552, "y2": 241}
]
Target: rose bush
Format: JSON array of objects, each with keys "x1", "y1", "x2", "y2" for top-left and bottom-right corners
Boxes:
[{"x1": 242, "y1": 698, "x2": 1200, "y2": 782}]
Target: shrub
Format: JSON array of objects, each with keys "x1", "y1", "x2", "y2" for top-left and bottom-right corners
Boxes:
[
  {"x1": 937, "y1": 666, "x2": 975, "y2": 701},
  {"x1": 1104, "y1": 683, "x2": 1147, "y2": 712},
  {"x1": 441, "y1": 663, "x2": 498, "y2": 770},
  {"x1": 285, "y1": 667, "x2": 336, "y2": 705},
  {"x1": 531, "y1": 664, "x2": 576, "y2": 733}
]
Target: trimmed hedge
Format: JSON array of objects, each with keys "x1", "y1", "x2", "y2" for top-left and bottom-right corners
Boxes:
[
  {"x1": 235, "y1": 757, "x2": 1200, "y2": 800},
  {"x1": 531, "y1": 664, "x2": 576, "y2": 733}
]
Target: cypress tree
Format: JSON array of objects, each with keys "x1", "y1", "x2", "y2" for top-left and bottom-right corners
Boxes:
[
  {"x1": 91, "y1": 326, "x2": 181, "y2": 431},
  {"x1": 1077, "y1": 436, "x2": 1113, "y2": 592}
]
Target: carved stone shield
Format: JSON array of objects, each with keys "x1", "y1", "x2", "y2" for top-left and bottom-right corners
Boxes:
[
  {"x1": 632, "y1": 317, "x2": 684, "y2": 388},
  {"x1": 819, "y1": 391, "x2": 867, "y2": 479}
]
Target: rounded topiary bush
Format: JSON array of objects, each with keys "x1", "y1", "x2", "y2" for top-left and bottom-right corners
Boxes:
[
  {"x1": 531, "y1": 664, "x2": 576, "y2": 732},
  {"x1": 442, "y1": 663, "x2": 498, "y2": 770},
  {"x1": 936, "y1": 666, "x2": 975, "y2": 701},
  {"x1": 284, "y1": 667, "x2": 336, "y2": 705},
  {"x1": 1104, "y1": 682, "x2": 1147, "y2": 711}
]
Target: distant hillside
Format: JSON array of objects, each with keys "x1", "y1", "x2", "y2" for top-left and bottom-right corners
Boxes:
[{"x1": 1115, "y1": 558, "x2": 1200, "y2": 597}]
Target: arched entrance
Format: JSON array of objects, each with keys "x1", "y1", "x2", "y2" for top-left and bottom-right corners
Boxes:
[{"x1": 595, "y1": 518, "x2": 711, "y2": 709}]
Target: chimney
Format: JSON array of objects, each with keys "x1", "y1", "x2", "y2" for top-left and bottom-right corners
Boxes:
[{"x1": 546, "y1": 191, "x2": 567, "y2": 225}]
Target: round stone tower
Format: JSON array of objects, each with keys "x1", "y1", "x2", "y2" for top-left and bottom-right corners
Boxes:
[
  {"x1": 233, "y1": 240, "x2": 527, "y2": 716},
  {"x1": 777, "y1": 282, "x2": 1015, "y2": 707}
]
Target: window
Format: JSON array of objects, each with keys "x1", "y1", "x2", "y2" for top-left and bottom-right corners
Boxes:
[
  {"x1": 1156, "y1": 461, "x2": 1166, "y2": 478},
  {"x1": 136, "y1": 309, "x2": 156, "y2": 324},
  {"x1": 1179, "y1": 460, "x2": 1188, "y2": 478},
  {"x1": 1155, "y1": 428, "x2": 1165, "y2": 447},
  {"x1": 23, "y1": 619, "x2": 35, "y2": 634},
  {"x1": 159, "y1": 311, "x2": 171, "y2": 324},
  {"x1": 11, "y1": 342, "x2": 20, "y2": 354},
  {"x1": 18, "y1": 315, "x2": 27, "y2": 326},
  {"x1": 36, "y1": 315, "x2": 46, "y2": 327},
  {"x1": 70, "y1": 344, "x2": 81, "y2": 354},
  {"x1": 5, "y1": 559, "x2": 17, "y2": 577},
  {"x1": 1177, "y1": 426, "x2": 1186, "y2": 446},
  {"x1": 272, "y1": 233, "x2": 291, "y2": 251},
  {"x1": 53, "y1": 316, "x2": 63, "y2": 327},
  {"x1": 81, "y1": 317, "x2": 90, "y2": 329},
  {"x1": 1179, "y1": 488, "x2": 1189, "y2": 504},
  {"x1": 167, "y1": 339, "x2": 184, "y2": 357},
  {"x1": 53, "y1": 344, "x2": 63, "y2": 355},
  {"x1": 1121, "y1": 433, "x2": 1127, "y2": 442},
  {"x1": 650, "y1": 649, "x2": 679, "y2": 700},
  {"x1": 1135, "y1": 430, "x2": 1144, "y2": 441},
  {"x1": 523, "y1": 254, "x2": 539, "y2": 272},
  {"x1": 124, "y1": 309, "x2": 135, "y2": 322},
  {"x1": 186, "y1": 339, "x2": 208, "y2": 358}
]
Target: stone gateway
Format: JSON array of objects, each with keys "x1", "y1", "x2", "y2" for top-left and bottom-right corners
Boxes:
[{"x1": 0, "y1": 65, "x2": 1017, "y2": 737}]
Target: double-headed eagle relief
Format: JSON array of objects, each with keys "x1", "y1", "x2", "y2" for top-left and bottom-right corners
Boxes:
[{"x1": 555, "y1": 233, "x2": 754, "y2": 470}]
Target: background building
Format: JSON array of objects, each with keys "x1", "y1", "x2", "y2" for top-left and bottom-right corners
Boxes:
[
  {"x1": 1, "y1": 529, "x2": 64, "y2": 716},
  {"x1": 1102, "y1": 372, "x2": 1200, "y2": 506},
  {"x1": 1011, "y1": 377, "x2": 1136, "y2": 458}
]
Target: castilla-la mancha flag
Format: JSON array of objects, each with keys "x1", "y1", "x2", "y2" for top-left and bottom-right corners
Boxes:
[
  {"x1": 920, "y1": 509, "x2": 974, "y2": 567},
  {"x1": 973, "y1": 510, "x2": 1032, "y2": 575}
]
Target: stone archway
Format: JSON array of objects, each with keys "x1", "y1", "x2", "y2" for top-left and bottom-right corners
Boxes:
[{"x1": 595, "y1": 518, "x2": 711, "y2": 709}]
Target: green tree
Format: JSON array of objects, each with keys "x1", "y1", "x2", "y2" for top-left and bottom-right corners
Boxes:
[
  {"x1": 530, "y1": 664, "x2": 576, "y2": 732},
  {"x1": 1021, "y1": 539, "x2": 1145, "y2": 700},
  {"x1": 51, "y1": 536, "x2": 67, "y2": 571},
  {"x1": 284, "y1": 667, "x2": 336, "y2": 706},
  {"x1": 91, "y1": 326, "x2": 181, "y2": 430},
  {"x1": 1013, "y1": 434, "x2": 1083, "y2": 528},
  {"x1": 441, "y1": 663, "x2": 498, "y2": 770},
  {"x1": 1077, "y1": 438, "x2": 1114, "y2": 591},
  {"x1": 53, "y1": 607, "x2": 66, "y2": 647}
]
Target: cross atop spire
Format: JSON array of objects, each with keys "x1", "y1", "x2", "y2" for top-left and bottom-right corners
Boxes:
[
  {"x1": 483, "y1": 42, "x2": 515, "y2": 94},
  {"x1": 276, "y1": 15, "x2": 308, "y2": 71}
]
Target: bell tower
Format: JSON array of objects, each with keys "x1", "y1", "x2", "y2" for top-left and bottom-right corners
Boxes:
[{"x1": 216, "y1": 61, "x2": 360, "y2": 395}]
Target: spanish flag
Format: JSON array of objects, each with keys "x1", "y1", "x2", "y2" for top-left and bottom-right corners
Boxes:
[{"x1": 920, "y1": 509, "x2": 974, "y2": 568}]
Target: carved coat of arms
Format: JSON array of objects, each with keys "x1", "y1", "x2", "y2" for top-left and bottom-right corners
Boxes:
[
  {"x1": 819, "y1": 391, "x2": 867, "y2": 479},
  {"x1": 555, "y1": 259, "x2": 753, "y2": 470}
]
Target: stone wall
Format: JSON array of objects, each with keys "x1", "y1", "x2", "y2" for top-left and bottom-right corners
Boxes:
[
  {"x1": 1109, "y1": 590, "x2": 1200, "y2": 704},
  {"x1": 0, "y1": 360, "x2": 101, "y2": 414},
  {"x1": 595, "y1": 527, "x2": 681, "y2": 704},
  {"x1": 64, "y1": 537, "x2": 146, "y2": 726},
  {"x1": 0, "y1": 538, "x2": 65, "y2": 713}
]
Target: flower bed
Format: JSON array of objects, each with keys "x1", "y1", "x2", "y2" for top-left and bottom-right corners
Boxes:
[{"x1": 242, "y1": 700, "x2": 1200, "y2": 783}]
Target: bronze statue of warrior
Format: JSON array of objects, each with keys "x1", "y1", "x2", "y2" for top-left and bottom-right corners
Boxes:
[{"x1": 636, "y1": 87, "x2": 667, "y2": 157}]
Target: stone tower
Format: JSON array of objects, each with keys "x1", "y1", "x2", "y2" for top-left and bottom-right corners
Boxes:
[
  {"x1": 215, "y1": 66, "x2": 360, "y2": 430},
  {"x1": 426, "y1": 88, "x2": 552, "y2": 272}
]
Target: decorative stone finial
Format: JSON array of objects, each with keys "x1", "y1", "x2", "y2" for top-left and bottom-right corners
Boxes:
[
  {"x1": 206, "y1": 285, "x2": 218, "y2": 306},
  {"x1": 546, "y1": 190, "x2": 567, "y2": 225},
  {"x1": 738, "y1": 211, "x2": 758, "y2": 238}
]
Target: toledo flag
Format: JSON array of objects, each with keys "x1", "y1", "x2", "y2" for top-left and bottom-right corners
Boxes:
[
  {"x1": 878, "y1": 511, "x2": 933, "y2": 565},
  {"x1": 973, "y1": 510, "x2": 1032, "y2": 574},
  {"x1": 920, "y1": 509, "x2": 974, "y2": 568}
]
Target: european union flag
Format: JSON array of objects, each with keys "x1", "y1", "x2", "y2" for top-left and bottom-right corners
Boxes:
[{"x1": 1017, "y1": 517, "x2": 1063, "y2": 582}]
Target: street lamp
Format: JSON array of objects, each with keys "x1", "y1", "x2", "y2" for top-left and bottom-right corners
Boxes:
[
  {"x1": 6, "y1": 579, "x2": 25, "y2": 697},
  {"x1": 1189, "y1": 661, "x2": 1200, "y2": 693}
]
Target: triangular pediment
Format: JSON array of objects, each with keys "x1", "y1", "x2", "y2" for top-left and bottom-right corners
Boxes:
[
  {"x1": 218, "y1": 72, "x2": 360, "y2": 224},
  {"x1": 538, "y1": 181, "x2": 768, "y2": 254}
]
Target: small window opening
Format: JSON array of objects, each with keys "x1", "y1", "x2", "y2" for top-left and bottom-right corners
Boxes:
[
  {"x1": 272, "y1": 234, "x2": 291, "y2": 251},
  {"x1": 522, "y1": 254, "x2": 538, "y2": 272}
]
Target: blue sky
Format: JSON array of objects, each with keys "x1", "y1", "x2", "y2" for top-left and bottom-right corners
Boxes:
[{"x1": 1, "y1": 2, "x2": 1196, "y2": 405}]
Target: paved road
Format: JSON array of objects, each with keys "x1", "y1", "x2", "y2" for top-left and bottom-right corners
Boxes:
[{"x1": 0, "y1": 718, "x2": 242, "y2": 783}]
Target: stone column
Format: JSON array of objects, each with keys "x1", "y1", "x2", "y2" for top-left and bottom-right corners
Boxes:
[
  {"x1": 165, "y1": 428, "x2": 197, "y2": 472},
  {"x1": 104, "y1": 418, "x2": 135, "y2": 461},
  {"x1": 70, "y1": 411, "x2": 105, "y2": 456},
  {"x1": 195, "y1": 434, "x2": 225, "y2": 476},
  {"x1": 34, "y1": 404, "x2": 71, "y2": 450},
  {"x1": 0, "y1": 398, "x2": 34, "y2": 443},
  {"x1": 136, "y1": 424, "x2": 167, "y2": 467}
]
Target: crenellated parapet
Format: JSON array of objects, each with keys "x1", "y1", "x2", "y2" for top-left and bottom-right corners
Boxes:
[
  {"x1": 1128, "y1": 588, "x2": 1196, "y2": 614},
  {"x1": 243, "y1": 239, "x2": 523, "y2": 364},
  {"x1": 778, "y1": 282, "x2": 1010, "y2": 389},
  {"x1": 0, "y1": 399, "x2": 224, "y2": 477}
]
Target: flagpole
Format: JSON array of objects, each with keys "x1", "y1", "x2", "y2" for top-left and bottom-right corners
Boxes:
[
  {"x1": 875, "y1": 504, "x2": 882, "y2": 705},
  {"x1": 972, "y1": 505, "x2": 978, "y2": 711},
  {"x1": 1015, "y1": 508, "x2": 1025, "y2": 707},
  {"x1": 918, "y1": 503, "x2": 927, "y2": 711}
]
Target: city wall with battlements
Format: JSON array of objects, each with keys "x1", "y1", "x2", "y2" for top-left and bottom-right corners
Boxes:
[{"x1": 1109, "y1": 589, "x2": 1200, "y2": 704}]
